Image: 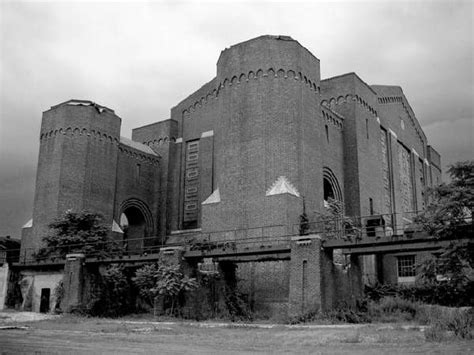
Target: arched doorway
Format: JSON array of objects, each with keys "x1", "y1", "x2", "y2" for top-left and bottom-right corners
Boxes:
[{"x1": 119, "y1": 198, "x2": 154, "y2": 254}]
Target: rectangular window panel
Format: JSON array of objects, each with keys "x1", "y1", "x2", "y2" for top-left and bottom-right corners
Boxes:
[
  {"x1": 397, "y1": 255, "x2": 416, "y2": 277},
  {"x1": 398, "y1": 143, "x2": 414, "y2": 212},
  {"x1": 380, "y1": 129, "x2": 392, "y2": 219},
  {"x1": 183, "y1": 140, "x2": 200, "y2": 227}
]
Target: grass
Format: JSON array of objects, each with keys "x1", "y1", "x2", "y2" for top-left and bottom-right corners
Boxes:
[{"x1": 366, "y1": 296, "x2": 474, "y2": 342}]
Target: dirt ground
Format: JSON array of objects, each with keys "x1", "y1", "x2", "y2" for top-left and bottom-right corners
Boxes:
[{"x1": 1, "y1": 312, "x2": 473, "y2": 354}]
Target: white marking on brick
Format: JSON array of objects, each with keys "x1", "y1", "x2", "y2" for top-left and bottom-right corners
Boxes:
[
  {"x1": 201, "y1": 130, "x2": 214, "y2": 138},
  {"x1": 266, "y1": 176, "x2": 300, "y2": 197},
  {"x1": 175, "y1": 137, "x2": 183, "y2": 143},
  {"x1": 112, "y1": 220, "x2": 123, "y2": 233},
  {"x1": 22, "y1": 219, "x2": 33, "y2": 228},
  {"x1": 202, "y1": 189, "x2": 220, "y2": 204}
]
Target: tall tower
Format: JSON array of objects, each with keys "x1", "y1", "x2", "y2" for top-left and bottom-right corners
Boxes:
[
  {"x1": 22, "y1": 100, "x2": 121, "y2": 256},
  {"x1": 202, "y1": 36, "x2": 324, "y2": 236}
]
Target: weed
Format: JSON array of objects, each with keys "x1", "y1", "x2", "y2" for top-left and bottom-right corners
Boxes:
[
  {"x1": 340, "y1": 332, "x2": 361, "y2": 343},
  {"x1": 368, "y1": 297, "x2": 419, "y2": 322}
]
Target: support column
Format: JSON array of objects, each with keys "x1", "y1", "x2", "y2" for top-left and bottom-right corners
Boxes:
[
  {"x1": 159, "y1": 246, "x2": 184, "y2": 266},
  {"x1": 289, "y1": 235, "x2": 331, "y2": 317},
  {"x1": 62, "y1": 253, "x2": 85, "y2": 313}
]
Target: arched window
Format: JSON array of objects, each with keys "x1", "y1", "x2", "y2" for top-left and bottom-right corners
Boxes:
[
  {"x1": 323, "y1": 178, "x2": 335, "y2": 201},
  {"x1": 323, "y1": 167, "x2": 343, "y2": 208}
]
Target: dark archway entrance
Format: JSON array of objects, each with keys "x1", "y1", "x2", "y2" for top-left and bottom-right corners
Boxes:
[
  {"x1": 120, "y1": 207, "x2": 148, "y2": 254},
  {"x1": 323, "y1": 178, "x2": 335, "y2": 202},
  {"x1": 323, "y1": 167, "x2": 343, "y2": 208},
  {"x1": 119, "y1": 198, "x2": 155, "y2": 254}
]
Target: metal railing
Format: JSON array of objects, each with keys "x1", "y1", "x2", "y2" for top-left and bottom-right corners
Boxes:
[
  {"x1": 5, "y1": 210, "x2": 471, "y2": 265},
  {"x1": 294, "y1": 211, "x2": 427, "y2": 241}
]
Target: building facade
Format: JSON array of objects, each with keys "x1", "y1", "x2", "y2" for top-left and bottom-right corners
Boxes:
[{"x1": 21, "y1": 35, "x2": 442, "y2": 286}]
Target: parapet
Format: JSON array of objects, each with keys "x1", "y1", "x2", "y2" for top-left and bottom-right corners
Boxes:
[
  {"x1": 216, "y1": 35, "x2": 320, "y2": 85},
  {"x1": 49, "y1": 99, "x2": 115, "y2": 114},
  {"x1": 427, "y1": 145, "x2": 441, "y2": 169}
]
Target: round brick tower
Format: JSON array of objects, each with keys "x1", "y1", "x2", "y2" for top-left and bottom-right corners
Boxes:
[
  {"x1": 204, "y1": 36, "x2": 324, "y2": 234},
  {"x1": 23, "y1": 100, "x2": 121, "y2": 256}
]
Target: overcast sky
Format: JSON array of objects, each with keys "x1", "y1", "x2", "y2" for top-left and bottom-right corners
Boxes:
[{"x1": 0, "y1": 0, "x2": 472, "y2": 238}]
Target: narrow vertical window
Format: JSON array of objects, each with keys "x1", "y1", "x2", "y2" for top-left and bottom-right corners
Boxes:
[
  {"x1": 302, "y1": 260, "x2": 307, "y2": 311},
  {"x1": 369, "y1": 198, "x2": 374, "y2": 215},
  {"x1": 325, "y1": 125, "x2": 329, "y2": 143},
  {"x1": 366, "y1": 118, "x2": 369, "y2": 139},
  {"x1": 135, "y1": 163, "x2": 141, "y2": 183}
]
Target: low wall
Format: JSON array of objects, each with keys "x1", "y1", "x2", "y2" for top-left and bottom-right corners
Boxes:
[{"x1": 236, "y1": 260, "x2": 290, "y2": 317}]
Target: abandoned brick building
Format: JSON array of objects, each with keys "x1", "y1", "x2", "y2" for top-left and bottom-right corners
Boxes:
[{"x1": 14, "y1": 35, "x2": 442, "y2": 314}]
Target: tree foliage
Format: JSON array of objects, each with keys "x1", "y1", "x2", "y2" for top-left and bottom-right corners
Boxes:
[
  {"x1": 415, "y1": 161, "x2": 474, "y2": 304},
  {"x1": 133, "y1": 261, "x2": 198, "y2": 314},
  {"x1": 35, "y1": 210, "x2": 122, "y2": 260},
  {"x1": 416, "y1": 161, "x2": 473, "y2": 239}
]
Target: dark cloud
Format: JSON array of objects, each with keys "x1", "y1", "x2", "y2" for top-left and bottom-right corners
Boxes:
[{"x1": 0, "y1": 1, "x2": 472, "y2": 237}]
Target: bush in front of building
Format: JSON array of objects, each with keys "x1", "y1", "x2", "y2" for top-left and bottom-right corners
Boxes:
[
  {"x1": 364, "y1": 281, "x2": 473, "y2": 307},
  {"x1": 33, "y1": 210, "x2": 123, "y2": 261},
  {"x1": 133, "y1": 261, "x2": 198, "y2": 316}
]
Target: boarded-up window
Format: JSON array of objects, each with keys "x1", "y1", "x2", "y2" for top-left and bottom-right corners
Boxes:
[
  {"x1": 398, "y1": 143, "x2": 414, "y2": 212},
  {"x1": 183, "y1": 140, "x2": 200, "y2": 228},
  {"x1": 380, "y1": 129, "x2": 392, "y2": 218}
]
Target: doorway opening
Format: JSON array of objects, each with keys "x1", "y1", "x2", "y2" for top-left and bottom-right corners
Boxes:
[
  {"x1": 120, "y1": 206, "x2": 147, "y2": 254},
  {"x1": 40, "y1": 288, "x2": 50, "y2": 313}
]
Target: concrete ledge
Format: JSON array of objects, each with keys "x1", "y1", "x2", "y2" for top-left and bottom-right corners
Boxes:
[{"x1": 66, "y1": 254, "x2": 85, "y2": 260}]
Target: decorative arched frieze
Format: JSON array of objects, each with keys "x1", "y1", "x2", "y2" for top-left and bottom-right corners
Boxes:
[{"x1": 183, "y1": 68, "x2": 322, "y2": 120}]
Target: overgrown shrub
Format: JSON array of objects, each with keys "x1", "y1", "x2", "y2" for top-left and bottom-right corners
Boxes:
[
  {"x1": 290, "y1": 303, "x2": 371, "y2": 324},
  {"x1": 424, "y1": 307, "x2": 474, "y2": 341},
  {"x1": 368, "y1": 296, "x2": 419, "y2": 322},
  {"x1": 133, "y1": 261, "x2": 198, "y2": 316},
  {"x1": 53, "y1": 280, "x2": 64, "y2": 312},
  {"x1": 365, "y1": 282, "x2": 473, "y2": 307},
  {"x1": 222, "y1": 286, "x2": 253, "y2": 322},
  {"x1": 72, "y1": 264, "x2": 132, "y2": 317}
]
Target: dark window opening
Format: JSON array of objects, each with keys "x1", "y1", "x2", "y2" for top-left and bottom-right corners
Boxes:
[
  {"x1": 323, "y1": 178, "x2": 335, "y2": 202},
  {"x1": 135, "y1": 164, "x2": 141, "y2": 183},
  {"x1": 369, "y1": 198, "x2": 374, "y2": 215},
  {"x1": 366, "y1": 118, "x2": 369, "y2": 139},
  {"x1": 325, "y1": 125, "x2": 329, "y2": 143}
]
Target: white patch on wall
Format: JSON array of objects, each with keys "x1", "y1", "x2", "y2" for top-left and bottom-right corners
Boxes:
[
  {"x1": 22, "y1": 219, "x2": 33, "y2": 228},
  {"x1": 112, "y1": 220, "x2": 124, "y2": 233},
  {"x1": 266, "y1": 176, "x2": 300, "y2": 197},
  {"x1": 202, "y1": 189, "x2": 220, "y2": 204},
  {"x1": 201, "y1": 130, "x2": 214, "y2": 138}
]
